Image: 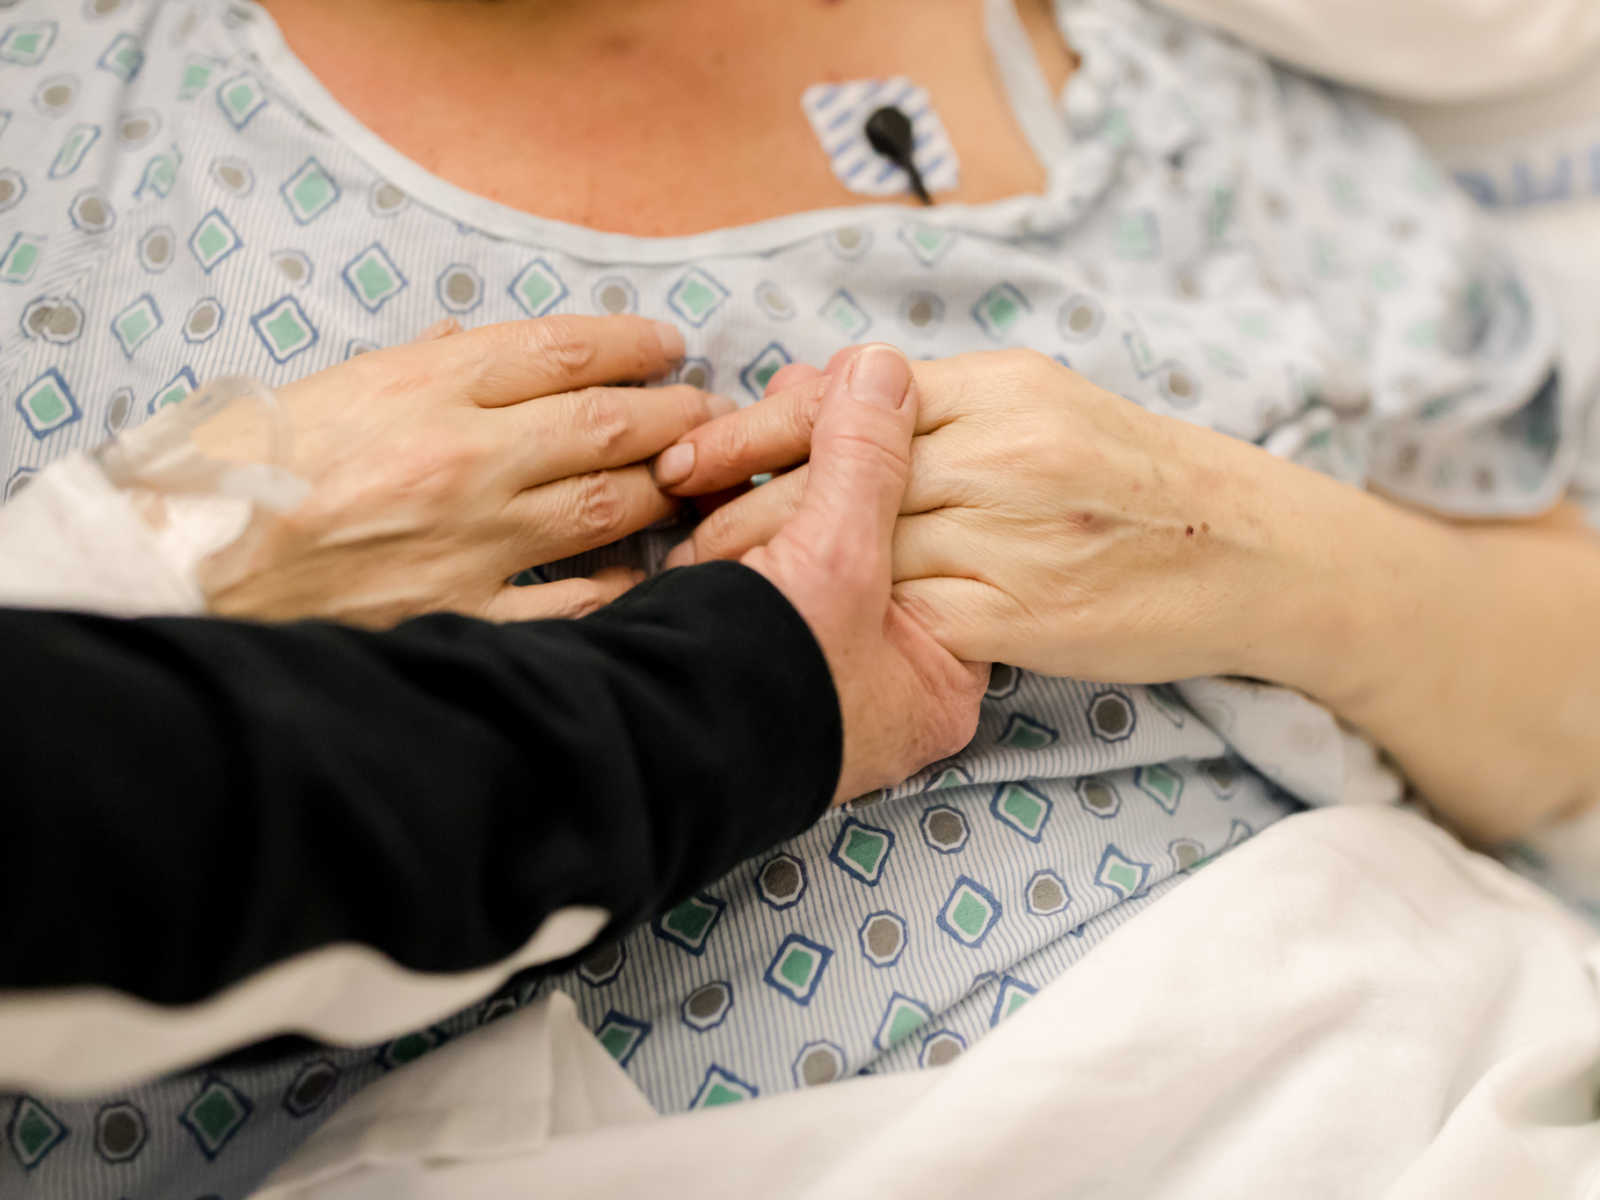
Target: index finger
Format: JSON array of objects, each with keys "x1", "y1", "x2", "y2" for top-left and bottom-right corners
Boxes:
[
  {"x1": 654, "y1": 375, "x2": 829, "y2": 496},
  {"x1": 509, "y1": 383, "x2": 736, "y2": 487},
  {"x1": 656, "y1": 356, "x2": 966, "y2": 496},
  {"x1": 417, "y1": 316, "x2": 687, "y2": 408}
]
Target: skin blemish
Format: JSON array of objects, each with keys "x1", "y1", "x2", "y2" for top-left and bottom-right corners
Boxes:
[
  {"x1": 1202, "y1": 522, "x2": 1210, "y2": 534},
  {"x1": 1186, "y1": 525, "x2": 1195, "y2": 536}
]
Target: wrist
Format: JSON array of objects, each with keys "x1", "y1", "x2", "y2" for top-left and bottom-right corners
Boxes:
[{"x1": 1223, "y1": 446, "x2": 1462, "y2": 715}]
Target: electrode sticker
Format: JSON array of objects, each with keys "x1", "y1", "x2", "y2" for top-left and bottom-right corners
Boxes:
[{"x1": 802, "y1": 77, "x2": 960, "y2": 198}]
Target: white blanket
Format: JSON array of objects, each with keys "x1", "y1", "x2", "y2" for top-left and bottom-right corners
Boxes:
[{"x1": 255, "y1": 806, "x2": 1600, "y2": 1199}]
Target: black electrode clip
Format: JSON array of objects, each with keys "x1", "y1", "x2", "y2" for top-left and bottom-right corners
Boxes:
[{"x1": 864, "y1": 105, "x2": 934, "y2": 206}]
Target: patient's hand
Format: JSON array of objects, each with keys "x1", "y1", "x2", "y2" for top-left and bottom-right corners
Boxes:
[
  {"x1": 657, "y1": 346, "x2": 1327, "y2": 687},
  {"x1": 199, "y1": 316, "x2": 729, "y2": 626}
]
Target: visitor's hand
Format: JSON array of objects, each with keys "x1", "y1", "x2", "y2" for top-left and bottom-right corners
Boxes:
[
  {"x1": 737, "y1": 346, "x2": 987, "y2": 803},
  {"x1": 198, "y1": 316, "x2": 729, "y2": 626},
  {"x1": 657, "y1": 347, "x2": 1324, "y2": 687}
]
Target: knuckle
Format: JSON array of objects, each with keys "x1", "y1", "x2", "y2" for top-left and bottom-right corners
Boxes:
[
  {"x1": 572, "y1": 470, "x2": 625, "y2": 538},
  {"x1": 527, "y1": 316, "x2": 598, "y2": 377},
  {"x1": 791, "y1": 382, "x2": 826, "y2": 438},
  {"x1": 664, "y1": 384, "x2": 712, "y2": 429},
  {"x1": 396, "y1": 435, "x2": 481, "y2": 500},
  {"x1": 693, "y1": 504, "x2": 739, "y2": 557},
  {"x1": 564, "y1": 581, "x2": 612, "y2": 619},
  {"x1": 702, "y1": 419, "x2": 756, "y2": 479},
  {"x1": 573, "y1": 388, "x2": 631, "y2": 455},
  {"x1": 825, "y1": 428, "x2": 912, "y2": 483},
  {"x1": 995, "y1": 347, "x2": 1055, "y2": 386}
]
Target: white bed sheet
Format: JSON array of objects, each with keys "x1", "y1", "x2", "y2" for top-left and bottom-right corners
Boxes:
[
  {"x1": 0, "y1": 698, "x2": 1570, "y2": 1195},
  {"x1": 255, "y1": 806, "x2": 1600, "y2": 1199}
]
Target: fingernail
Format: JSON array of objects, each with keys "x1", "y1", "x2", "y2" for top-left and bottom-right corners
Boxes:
[
  {"x1": 654, "y1": 443, "x2": 696, "y2": 487},
  {"x1": 654, "y1": 321, "x2": 685, "y2": 359},
  {"x1": 706, "y1": 393, "x2": 737, "y2": 417},
  {"x1": 849, "y1": 345, "x2": 911, "y2": 410}
]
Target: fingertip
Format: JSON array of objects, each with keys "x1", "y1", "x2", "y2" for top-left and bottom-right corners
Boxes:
[
  {"x1": 652, "y1": 320, "x2": 685, "y2": 360},
  {"x1": 652, "y1": 442, "x2": 696, "y2": 488},
  {"x1": 825, "y1": 345, "x2": 864, "y2": 374},
  {"x1": 663, "y1": 539, "x2": 696, "y2": 569},
  {"x1": 847, "y1": 344, "x2": 912, "y2": 411},
  {"x1": 592, "y1": 565, "x2": 647, "y2": 588}
]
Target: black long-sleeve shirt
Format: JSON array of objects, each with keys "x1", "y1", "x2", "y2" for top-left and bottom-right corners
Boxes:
[{"x1": 0, "y1": 562, "x2": 841, "y2": 1005}]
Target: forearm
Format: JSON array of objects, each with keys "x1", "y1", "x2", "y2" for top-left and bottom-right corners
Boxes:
[
  {"x1": 1250, "y1": 460, "x2": 1600, "y2": 845},
  {"x1": 0, "y1": 563, "x2": 840, "y2": 1002}
]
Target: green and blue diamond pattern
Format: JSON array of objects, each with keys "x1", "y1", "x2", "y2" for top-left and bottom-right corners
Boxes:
[{"x1": 0, "y1": 1, "x2": 1572, "y2": 1193}]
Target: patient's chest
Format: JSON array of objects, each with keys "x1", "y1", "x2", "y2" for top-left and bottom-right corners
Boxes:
[{"x1": 257, "y1": 0, "x2": 1072, "y2": 236}]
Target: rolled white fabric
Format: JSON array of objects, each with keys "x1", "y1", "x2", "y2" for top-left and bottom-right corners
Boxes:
[
  {"x1": 1155, "y1": 0, "x2": 1600, "y2": 102},
  {"x1": 0, "y1": 453, "x2": 210, "y2": 616},
  {"x1": 0, "y1": 376, "x2": 303, "y2": 616}
]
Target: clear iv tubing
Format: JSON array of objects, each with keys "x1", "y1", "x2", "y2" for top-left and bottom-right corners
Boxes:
[{"x1": 92, "y1": 376, "x2": 310, "y2": 514}]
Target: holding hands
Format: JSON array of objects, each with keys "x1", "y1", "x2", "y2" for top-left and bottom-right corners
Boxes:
[
  {"x1": 185, "y1": 321, "x2": 985, "y2": 804},
  {"x1": 736, "y1": 345, "x2": 988, "y2": 803},
  {"x1": 656, "y1": 346, "x2": 1331, "y2": 690},
  {"x1": 162, "y1": 320, "x2": 1600, "y2": 841}
]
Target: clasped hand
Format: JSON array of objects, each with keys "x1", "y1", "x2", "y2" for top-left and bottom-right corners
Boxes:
[
  {"x1": 657, "y1": 345, "x2": 1321, "y2": 689},
  {"x1": 185, "y1": 321, "x2": 985, "y2": 805}
]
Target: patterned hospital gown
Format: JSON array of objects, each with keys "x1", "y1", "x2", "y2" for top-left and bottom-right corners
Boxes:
[{"x1": 0, "y1": 0, "x2": 1582, "y2": 1195}]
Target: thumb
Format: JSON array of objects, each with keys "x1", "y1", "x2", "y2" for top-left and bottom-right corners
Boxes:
[{"x1": 772, "y1": 344, "x2": 915, "y2": 578}]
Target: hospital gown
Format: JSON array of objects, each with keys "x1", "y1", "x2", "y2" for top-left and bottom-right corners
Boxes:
[{"x1": 0, "y1": 0, "x2": 1582, "y2": 1194}]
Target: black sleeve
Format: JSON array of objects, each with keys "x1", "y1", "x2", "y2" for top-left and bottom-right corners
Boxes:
[{"x1": 0, "y1": 561, "x2": 841, "y2": 1005}]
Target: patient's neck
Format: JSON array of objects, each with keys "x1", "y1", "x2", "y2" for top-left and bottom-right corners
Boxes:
[{"x1": 259, "y1": 0, "x2": 1073, "y2": 236}]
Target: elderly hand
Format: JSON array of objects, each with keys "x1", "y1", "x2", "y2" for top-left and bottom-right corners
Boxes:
[
  {"x1": 198, "y1": 316, "x2": 729, "y2": 626},
  {"x1": 738, "y1": 345, "x2": 987, "y2": 803},
  {"x1": 656, "y1": 347, "x2": 1328, "y2": 687}
]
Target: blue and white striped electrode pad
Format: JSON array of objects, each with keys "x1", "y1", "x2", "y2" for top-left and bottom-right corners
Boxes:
[{"x1": 801, "y1": 77, "x2": 961, "y2": 198}]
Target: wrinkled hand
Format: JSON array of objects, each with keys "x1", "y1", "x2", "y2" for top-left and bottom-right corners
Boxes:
[
  {"x1": 657, "y1": 347, "x2": 1310, "y2": 685},
  {"x1": 199, "y1": 316, "x2": 729, "y2": 626},
  {"x1": 738, "y1": 345, "x2": 987, "y2": 804}
]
